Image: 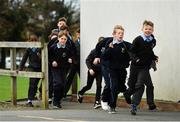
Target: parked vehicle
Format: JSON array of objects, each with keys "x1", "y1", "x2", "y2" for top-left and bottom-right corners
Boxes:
[{"x1": 5, "y1": 57, "x2": 29, "y2": 69}]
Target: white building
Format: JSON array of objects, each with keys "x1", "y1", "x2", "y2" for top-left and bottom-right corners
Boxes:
[{"x1": 80, "y1": 0, "x2": 180, "y2": 102}]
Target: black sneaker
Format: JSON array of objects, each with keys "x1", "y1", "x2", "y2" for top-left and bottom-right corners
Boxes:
[
  {"x1": 26, "y1": 102, "x2": 34, "y2": 107},
  {"x1": 149, "y1": 104, "x2": 157, "y2": 110},
  {"x1": 131, "y1": 104, "x2": 137, "y2": 115},
  {"x1": 77, "y1": 92, "x2": 83, "y2": 103},
  {"x1": 123, "y1": 92, "x2": 131, "y2": 104},
  {"x1": 93, "y1": 101, "x2": 101, "y2": 109},
  {"x1": 131, "y1": 109, "x2": 136, "y2": 115},
  {"x1": 48, "y1": 98, "x2": 52, "y2": 104}
]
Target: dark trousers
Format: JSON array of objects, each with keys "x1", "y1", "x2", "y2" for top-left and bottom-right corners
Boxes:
[
  {"x1": 48, "y1": 67, "x2": 53, "y2": 99},
  {"x1": 79, "y1": 70, "x2": 102, "y2": 102},
  {"x1": 28, "y1": 67, "x2": 41, "y2": 100},
  {"x1": 51, "y1": 68, "x2": 67, "y2": 105},
  {"x1": 109, "y1": 68, "x2": 127, "y2": 108},
  {"x1": 130, "y1": 68, "x2": 155, "y2": 106},
  {"x1": 124, "y1": 66, "x2": 138, "y2": 97},
  {"x1": 64, "y1": 63, "x2": 80, "y2": 96},
  {"x1": 101, "y1": 65, "x2": 111, "y2": 103}
]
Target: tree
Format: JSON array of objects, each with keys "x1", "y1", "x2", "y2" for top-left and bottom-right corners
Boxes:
[{"x1": 0, "y1": 0, "x2": 80, "y2": 68}]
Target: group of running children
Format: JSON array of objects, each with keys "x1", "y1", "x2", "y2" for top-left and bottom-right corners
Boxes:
[{"x1": 19, "y1": 17, "x2": 158, "y2": 115}]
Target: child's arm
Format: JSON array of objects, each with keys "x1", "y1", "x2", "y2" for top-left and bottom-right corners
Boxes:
[
  {"x1": 130, "y1": 38, "x2": 140, "y2": 62},
  {"x1": 48, "y1": 44, "x2": 58, "y2": 67},
  {"x1": 123, "y1": 42, "x2": 133, "y2": 61},
  {"x1": 86, "y1": 50, "x2": 95, "y2": 70},
  {"x1": 19, "y1": 49, "x2": 29, "y2": 71},
  {"x1": 151, "y1": 34, "x2": 156, "y2": 48},
  {"x1": 93, "y1": 39, "x2": 105, "y2": 65}
]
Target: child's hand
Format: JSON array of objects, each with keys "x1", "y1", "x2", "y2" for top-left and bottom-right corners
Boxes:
[
  {"x1": 89, "y1": 69, "x2": 95, "y2": 76},
  {"x1": 68, "y1": 58, "x2": 72, "y2": 63},
  {"x1": 155, "y1": 56, "x2": 159, "y2": 63},
  {"x1": 37, "y1": 52, "x2": 41, "y2": 58},
  {"x1": 51, "y1": 35, "x2": 57, "y2": 40},
  {"x1": 109, "y1": 42, "x2": 114, "y2": 48},
  {"x1": 93, "y1": 58, "x2": 100, "y2": 65},
  {"x1": 52, "y1": 61, "x2": 58, "y2": 67}
]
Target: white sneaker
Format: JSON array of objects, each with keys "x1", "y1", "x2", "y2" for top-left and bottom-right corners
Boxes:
[
  {"x1": 108, "y1": 107, "x2": 116, "y2": 114},
  {"x1": 101, "y1": 100, "x2": 109, "y2": 110}
]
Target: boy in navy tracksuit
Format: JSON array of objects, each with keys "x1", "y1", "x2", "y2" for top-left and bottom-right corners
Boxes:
[
  {"x1": 48, "y1": 25, "x2": 76, "y2": 102},
  {"x1": 124, "y1": 20, "x2": 158, "y2": 115},
  {"x1": 49, "y1": 31, "x2": 73, "y2": 108},
  {"x1": 64, "y1": 29, "x2": 80, "y2": 97},
  {"x1": 47, "y1": 29, "x2": 59, "y2": 104},
  {"x1": 19, "y1": 34, "x2": 41, "y2": 107},
  {"x1": 77, "y1": 38, "x2": 102, "y2": 109},
  {"x1": 102, "y1": 25, "x2": 132, "y2": 114},
  {"x1": 94, "y1": 37, "x2": 113, "y2": 110}
]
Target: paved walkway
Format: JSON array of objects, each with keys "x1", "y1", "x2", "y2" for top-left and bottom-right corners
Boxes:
[{"x1": 0, "y1": 101, "x2": 180, "y2": 121}]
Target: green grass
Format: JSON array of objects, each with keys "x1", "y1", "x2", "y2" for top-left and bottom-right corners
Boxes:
[
  {"x1": 0, "y1": 76, "x2": 29, "y2": 101},
  {"x1": 0, "y1": 74, "x2": 80, "y2": 101}
]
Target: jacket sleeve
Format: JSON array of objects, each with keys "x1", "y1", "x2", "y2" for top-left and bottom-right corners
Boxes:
[
  {"x1": 151, "y1": 37, "x2": 158, "y2": 60},
  {"x1": 151, "y1": 34, "x2": 156, "y2": 48},
  {"x1": 48, "y1": 44, "x2": 56, "y2": 64},
  {"x1": 123, "y1": 42, "x2": 133, "y2": 60},
  {"x1": 129, "y1": 38, "x2": 140, "y2": 61},
  {"x1": 94, "y1": 40, "x2": 104, "y2": 58},
  {"x1": 86, "y1": 50, "x2": 94, "y2": 70}
]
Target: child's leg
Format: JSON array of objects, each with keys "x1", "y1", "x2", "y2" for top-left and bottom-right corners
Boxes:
[
  {"x1": 59, "y1": 68, "x2": 67, "y2": 101},
  {"x1": 130, "y1": 70, "x2": 145, "y2": 115},
  {"x1": 131, "y1": 69, "x2": 150, "y2": 115},
  {"x1": 52, "y1": 68, "x2": 64, "y2": 107},
  {"x1": 131, "y1": 69, "x2": 149, "y2": 105},
  {"x1": 78, "y1": 70, "x2": 95, "y2": 95},
  {"x1": 124, "y1": 66, "x2": 138, "y2": 104},
  {"x1": 48, "y1": 67, "x2": 54, "y2": 99},
  {"x1": 118, "y1": 69, "x2": 127, "y2": 93},
  {"x1": 144, "y1": 71, "x2": 156, "y2": 109},
  {"x1": 109, "y1": 69, "x2": 119, "y2": 109},
  {"x1": 126, "y1": 67, "x2": 138, "y2": 95},
  {"x1": 95, "y1": 71, "x2": 102, "y2": 102},
  {"x1": 101, "y1": 66, "x2": 111, "y2": 103},
  {"x1": 64, "y1": 64, "x2": 77, "y2": 96},
  {"x1": 28, "y1": 77, "x2": 39, "y2": 101}
]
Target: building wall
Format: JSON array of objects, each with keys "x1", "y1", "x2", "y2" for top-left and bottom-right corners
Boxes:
[{"x1": 80, "y1": 0, "x2": 180, "y2": 102}]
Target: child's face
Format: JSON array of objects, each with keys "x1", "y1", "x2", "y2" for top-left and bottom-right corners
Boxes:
[
  {"x1": 57, "y1": 21, "x2": 66, "y2": 28},
  {"x1": 113, "y1": 29, "x2": 124, "y2": 41},
  {"x1": 76, "y1": 32, "x2": 80, "y2": 39},
  {"x1": 142, "y1": 25, "x2": 154, "y2": 36},
  {"x1": 58, "y1": 35, "x2": 67, "y2": 45}
]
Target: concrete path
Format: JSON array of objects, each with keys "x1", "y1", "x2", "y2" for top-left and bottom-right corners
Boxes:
[{"x1": 0, "y1": 101, "x2": 180, "y2": 121}]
